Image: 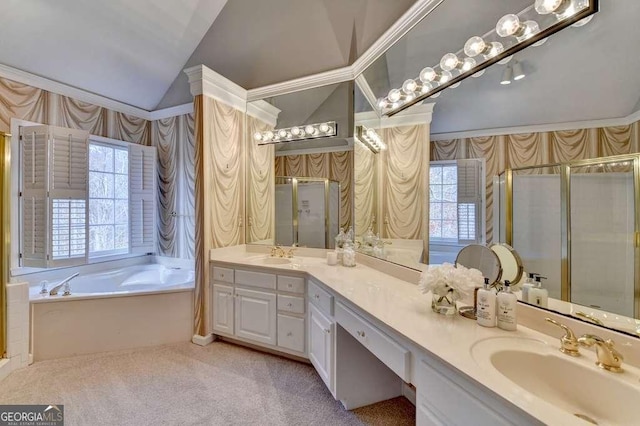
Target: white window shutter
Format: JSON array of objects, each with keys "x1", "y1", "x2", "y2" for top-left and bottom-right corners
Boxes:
[
  {"x1": 457, "y1": 159, "x2": 482, "y2": 243},
  {"x1": 20, "y1": 125, "x2": 89, "y2": 267},
  {"x1": 129, "y1": 144, "x2": 156, "y2": 254}
]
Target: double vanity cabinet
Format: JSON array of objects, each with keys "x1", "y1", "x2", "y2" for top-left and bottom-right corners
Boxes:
[{"x1": 209, "y1": 252, "x2": 544, "y2": 426}]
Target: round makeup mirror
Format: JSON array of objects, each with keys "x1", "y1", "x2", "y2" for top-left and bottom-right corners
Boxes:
[
  {"x1": 490, "y1": 243, "x2": 524, "y2": 284},
  {"x1": 455, "y1": 244, "x2": 502, "y2": 284}
]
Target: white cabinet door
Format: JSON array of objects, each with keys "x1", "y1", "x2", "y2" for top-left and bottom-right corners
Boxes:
[
  {"x1": 235, "y1": 287, "x2": 277, "y2": 346},
  {"x1": 309, "y1": 303, "x2": 334, "y2": 393},
  {"x1": 212, "y1": 284, "x2": 234, "y2": 335}
]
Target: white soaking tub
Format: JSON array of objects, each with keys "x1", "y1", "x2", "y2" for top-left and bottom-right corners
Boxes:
[{"x1": 29, "y1": 262, "x2": 195, "y2": 361}]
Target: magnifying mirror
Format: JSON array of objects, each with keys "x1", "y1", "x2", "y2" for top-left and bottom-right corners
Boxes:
[
  {"x1": 490, "y1": 243, "x2": 524, "y2": 285},
  {"x1": 455, "y1": 244, "x2": 502, "y2": 320}
]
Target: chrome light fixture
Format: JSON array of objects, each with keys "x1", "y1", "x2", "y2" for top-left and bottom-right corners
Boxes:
[
  {"x1": 500, "y1": 66, "x2": 513, "y2": 85},
  {"x1": 380, "y1": 0, "x2": 598, "y2": 116},
  {"x1": 356, "y1": 126, "x2": 386, "y2": 153},
  {"x1": 254, "y1": 121, "x2": 337, "y2": 145}
]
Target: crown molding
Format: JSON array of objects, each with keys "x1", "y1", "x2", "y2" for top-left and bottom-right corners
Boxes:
[
  {"x1": 246, "y1": 100, "x2": 281, "y2": 127},
  {"x1": 185, "y1": 65, "x2": 248, "y2": 112},
  {"x1": 354, "y1": 103, "x2": 434, "y2": 130},
  {"x1": 146, "y1": 103, "x2": 194, "y2": 121},
  {"x1": 0, "y1": 63, "x2": 153, "y2": 119},
  {"x1": 430, "y1": 113, "x2": 638, "y2": 142},
  {"x1": 246, "y1": 66, "x2": 354, "y2": 102},
  {"x1": 355, "y1": 74, "x2": 378, "y2": 111},
  {"x1": 351, "y1": 0, "x2": 443, "y2": 77}
]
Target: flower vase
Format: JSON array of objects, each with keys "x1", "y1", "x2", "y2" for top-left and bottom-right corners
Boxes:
[{"x1": 431, "y1": 292, "x2": 457, "y2": 315}]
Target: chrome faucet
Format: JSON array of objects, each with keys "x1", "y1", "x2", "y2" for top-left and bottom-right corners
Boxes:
[
  {"x1": 546, "y1": 318, "x2": 580, "y2": 357},
  {"x1": 578, "y1": 334, "x2": 624, "y2": 373},
  {"x1": 48, "y1": 272, "x2": 80, "y2": 296}
]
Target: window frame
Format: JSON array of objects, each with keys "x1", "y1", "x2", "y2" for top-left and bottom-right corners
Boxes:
[{"x1": 429, "y1": 161, "x2": 460, "y2": 244}]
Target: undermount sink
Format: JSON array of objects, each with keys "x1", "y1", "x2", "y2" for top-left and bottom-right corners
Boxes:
[
  {"x1": 260, "y1": 256, "x2": 291, "y2": 265},
  {"x1": 471, "y1": 336, "x2": 640, "y2": 425}
]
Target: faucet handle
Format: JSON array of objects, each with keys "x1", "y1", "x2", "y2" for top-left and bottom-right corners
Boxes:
[
  {"x1": 578, "y1": 334, "x2": 624, "y2": 373},
  {"x1": 286, "y1": 247, "x2": 296, "y2": 258},
  {"x1": 546, "y1": 318, "x2": 580, "y2": 357}
]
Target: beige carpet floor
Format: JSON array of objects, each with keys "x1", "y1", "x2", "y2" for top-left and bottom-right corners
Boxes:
[{"x1": 0, "y1": 341, "x2": 415, "y2": 426}]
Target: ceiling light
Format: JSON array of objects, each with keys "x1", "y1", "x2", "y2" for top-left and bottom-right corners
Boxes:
[
  {"x1": 535, "y1": 0, "x2": 572, "y2": 15},
  {"x1": 512, "y1": 61, "x2": 526, "y2": 80},
  {"x1": 356, "y1": 126, "x2": 386, "y2": 153},
  {"x1": 256, "y1": 121, "x2": 337, "y2": 145},
  {"x1": 501, "y1": 66, "x2": 513, "y2": 85}
]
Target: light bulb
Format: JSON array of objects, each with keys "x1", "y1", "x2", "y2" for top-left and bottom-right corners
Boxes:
[
  {"x1": 534, "y1": 0, "x2": 571, "y2": 15},
  {"x1": 305, "y1": 125, "x2": 316, "y2": 136},
  {"x1": 439, "y1": 70, "x2": 453, "y2": 83},
  {"x1": 498, "y1": 55, "x2": 513, "y2": 65},
  {"x1": 419, "y1": 67, "x2": 438, "y2": 83},
  {"x1": 472, "y1": 69, "x2": 486, "y2": 78},
  {"x1": 319, "y1": 123, "x2": 329, "y2": 133},
  {"x1": 278, "y1": 129, "x2": 287, "y2": 138},
  {"x1": 461, "y1": 57, "x2": 476, "y2": 72},
  {"x1": 405, "y1": 93, "x2": 415, "y2": 102},
  {"x1": 291, "y1": 126, "x2": 301, "y2": 136},
  {"x1": 518, "y1": 21, "x2": 540, "y2": 41},
  {"x1": 376, "y1": 98, "x2": 388, "y2": 109},
  {"x1": 388, "y1": 88, "x2": 403, "y2": 102},
  {"x1": 264, "y1": 131, "x2": 274, "y2": 141},
  {"x1": 402, "y1": 79, "x2": 418, "y2": 94},
  {"x1": 464, "y1": 36, "x2": 486, "y2": 57},
  {"x1": 496, "y1": 14, "x2": 521, "y2": 37},
  {"x1": 366, "y1": 129, "x2": 376, "y2": 139},
  {"x1": 485, "y1": 42, "x2": 504, "y2": 59},
  {"x1": 253, "y1": 131, "x2": 263, "y2": 141},
  {"x1": 440, "y1": 53, "x2": 460, "y2": 71}
]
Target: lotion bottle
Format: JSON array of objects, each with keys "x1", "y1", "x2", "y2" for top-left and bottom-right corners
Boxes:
[
  {"x1": 529, "y1": 276, "x2": 549, "y2": 308},
  {"x1": 521, "y1": 272, "x2": 537, "y2": 303},
  {"x1": 476, "y1": 278, "x2": 497, "y2": 327},
  {"x1": 497, "y1": 280, "x2": 517, "y2": 331}
]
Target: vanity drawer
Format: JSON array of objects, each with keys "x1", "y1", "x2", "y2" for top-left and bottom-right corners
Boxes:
[
  {"x1": 277, "y1": 314, "x2": 305, "y2": 354},
  {"x1": 278, "y1": 294, "x2": 305, "y2": 314},
  {"x1": 335, "y1": 302, "x2": 410, "y2": 382},
  {"x1": 235, "y1": 269, "x2": 276, "y2": 290},
  {"x1": 212, "y1": 267, "x2": 234, "y2": 284},
  {"x1": 308, "y1": 280, "x2": 334, "y2": 316},
  {"x1": 277, "y1": 275, "x2": 305, "y2": 294}
]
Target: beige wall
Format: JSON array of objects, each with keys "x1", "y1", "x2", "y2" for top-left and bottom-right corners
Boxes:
[{"x1": 431, "y1": 122, "x2": 640, "y2": 242}]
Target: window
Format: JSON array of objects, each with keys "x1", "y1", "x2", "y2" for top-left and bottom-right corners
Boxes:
[
  {"x1": 19, "y1": 124, "x2": 156, "y2": 269},
  {"x1": 429, "y1": 160, "x2": 484, "y2": 245},
  {"x1": 88, "y1": 143, "x2": 129, "y2": 255}
]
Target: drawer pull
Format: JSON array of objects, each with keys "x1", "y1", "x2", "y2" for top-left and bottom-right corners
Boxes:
[
  {"x1": 220, "y1": 273, "x2": 224, "y2": 278},
  {"x1": 288, "y1": 284, "x2": 293, "y2": 288},
  {"x1": 287, "y1": 303, "x2": 293, "y2": 307},
  {"x1": 357, "y1": 330, "x2": 366, "y2": 338},
  {"x1": 324, "y1": 328, "x2": 331, "y2": 334},
  {"x1": 314, "y1": 294, "x2": 320, "y2": 299},
  {"x1": 287, "y1": 331, "x2": 293, "y2": 337}
]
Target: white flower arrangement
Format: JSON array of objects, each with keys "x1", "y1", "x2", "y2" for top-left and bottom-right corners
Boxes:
[{"x1": 418, "y1": 262, "x2": 484, "y2": 304}]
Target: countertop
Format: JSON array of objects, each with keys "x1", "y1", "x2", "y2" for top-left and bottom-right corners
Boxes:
[{"x1": 210, "y1": 245, "x2": 640, "y2": 426}]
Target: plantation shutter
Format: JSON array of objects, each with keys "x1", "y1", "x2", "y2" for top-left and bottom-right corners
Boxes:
[
  {"x1": 129, "y1": 144, "x2": 156, "y2": 254},
  {"x1": 457, "y1": 159, "x2": 482, "y2": 244},
  {"x1": 20, "y1": 125, "x2": 89, "y2": 267}
]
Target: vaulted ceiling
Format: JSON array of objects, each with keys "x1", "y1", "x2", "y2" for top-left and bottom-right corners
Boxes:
[{"x1": 0, "y1": 0, "x2": 416, "y2": 111}]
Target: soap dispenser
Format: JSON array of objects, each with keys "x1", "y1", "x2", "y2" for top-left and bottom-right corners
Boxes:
[
  {"x1": 497, "y1": 280, "x2": 517, "y2": 331},
  {"x1": 521, "y1": 272, "x2": 537, "y2": 303},
  {"x1": 529, "y1": 276, "x2": 549, "y2": 308},
  {"x1": 476, "y1": 278, "x2": 497, "y2": 327},
  {"x1": 335, "y1": 228, "x2": 346, "y2": 262}
]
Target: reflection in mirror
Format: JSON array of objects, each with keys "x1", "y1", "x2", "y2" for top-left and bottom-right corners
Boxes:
[
  {"x1": 455, "y1": 244, "x2": 501, "y2": 285},
  {"x1": 246, "y1": 82, "x2": 354, "y2": 248}
]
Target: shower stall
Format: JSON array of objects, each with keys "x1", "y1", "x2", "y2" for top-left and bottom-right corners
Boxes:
[{"x1": 275, "y1": 177, "x2": 341, "y2": 249}]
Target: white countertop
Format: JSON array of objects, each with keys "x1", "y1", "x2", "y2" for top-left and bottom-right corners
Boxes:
[{"x1": 210, "y1": 245, "x2": 640, "y2": 426}]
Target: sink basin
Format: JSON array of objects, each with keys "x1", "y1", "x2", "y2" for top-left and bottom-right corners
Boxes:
[
  {"x1": 260, "y1": 256, "x2": 291, "y2": 265},
  {"x1": 471, "y1": 336, "x2": 640, "y2": 425}
]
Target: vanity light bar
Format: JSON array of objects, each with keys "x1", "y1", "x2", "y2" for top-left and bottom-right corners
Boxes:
[
  {"x1": 254, "y1": 121, "x2": 337, "y2": 145},
  {"x1": 355, "y1": 126, "x2": 386, "y2": 153},
  {"x1": 380, "y1": 0, "x2": 597, "y2": 116}
]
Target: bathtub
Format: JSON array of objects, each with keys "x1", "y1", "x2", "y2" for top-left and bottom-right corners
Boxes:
[
  {"x1": 29, "y1": 264, "x2": 194, "y2": 299},
  {"x1": 29, "y1": 262, "x2": 195, "y2": 361}
]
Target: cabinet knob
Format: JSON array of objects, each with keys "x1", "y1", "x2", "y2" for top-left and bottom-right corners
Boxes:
[
  {"x1": 357, "y1": 330, "x2": 366, "y2": 338},
  {"x1": 287, "y1": 332, "x2": 293, "y2": 337},
  {"x1": 324, "y1": 329, "x2": 331, "y2": 334},
  {"x1": 287, "y1": 303, "x2": 293, "y2": 307},
  {"x1": 314, "y1": 294, "x2": 320, "y2": 299},
  {"x1": 288, "y1": 284, "x2": 293, "y2": 288}
]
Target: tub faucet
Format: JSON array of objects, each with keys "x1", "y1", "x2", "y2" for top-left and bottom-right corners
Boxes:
[
  {"x1": 49, "y1": 272, "x2": 80, "y2": 296},
  {"x1": 578, "y1": 334, "x2": 624, "y2": 373}
]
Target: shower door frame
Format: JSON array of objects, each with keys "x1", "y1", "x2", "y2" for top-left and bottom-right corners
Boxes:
[{"x1": 0, "y1": 132, "x2": 10, "y2": 357}]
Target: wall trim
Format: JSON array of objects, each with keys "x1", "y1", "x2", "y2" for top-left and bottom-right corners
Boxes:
[
  {"x1": 355, "y1": 104, "x2": 434, "y2": 129},
  {"x1": 430, "y1": 113, "x2": 639, "y2": 141},
  {"x1": 246, "y1": 100, "x2": 281, "y2": 127},
  {"x1": 246, "y1": 66, "x2": 354, "y2": 102},
  {"x1": 147, "y1": 103, "x2": 194, "y2": 121},
  {"x1": 192, "y1": 334, "x2": 214, "y2": 346},
  {"x1": 185, "y1": 65, "x2": 248, "y2": 112}
]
